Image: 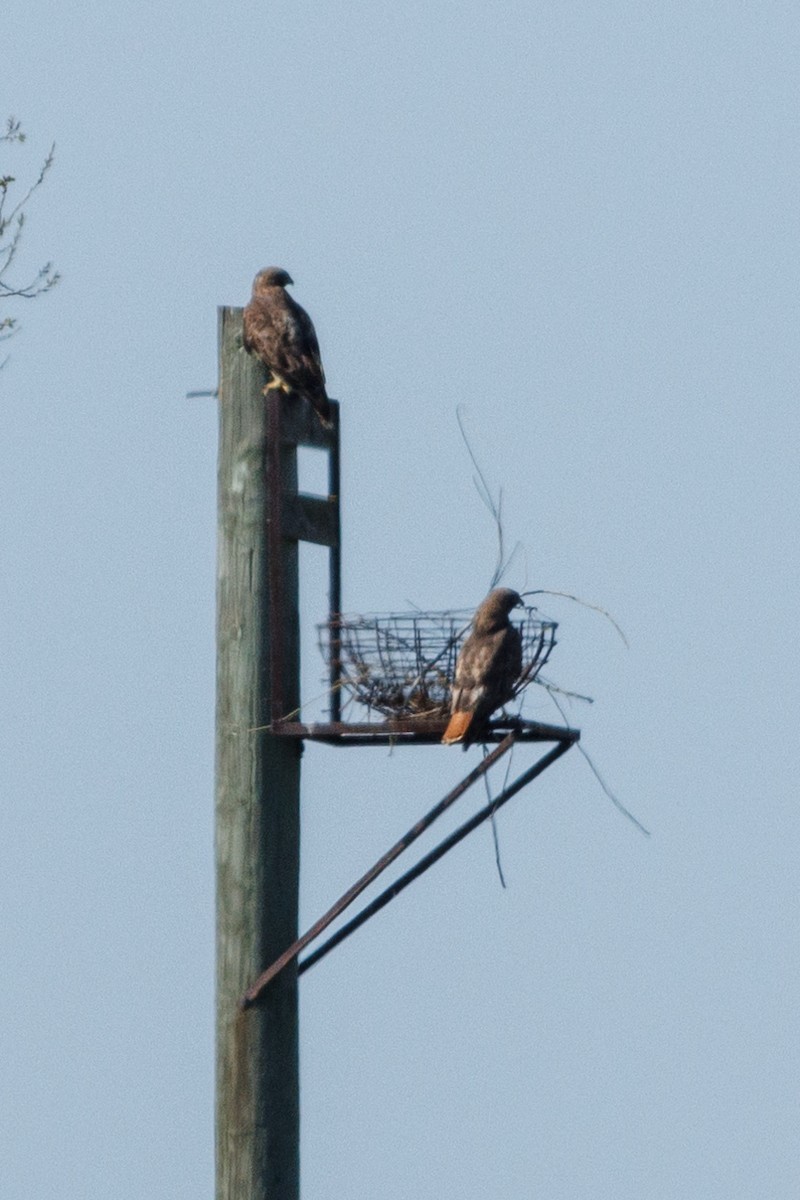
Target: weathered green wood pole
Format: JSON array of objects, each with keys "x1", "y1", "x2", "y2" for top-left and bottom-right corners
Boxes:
[{"x1": 215, "y1": 307, "x2": 301, "y2": 1200}]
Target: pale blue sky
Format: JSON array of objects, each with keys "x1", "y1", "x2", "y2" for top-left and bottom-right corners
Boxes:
[{"x1": 3, "y1": 3, "x2": 799, "y2": 1197}]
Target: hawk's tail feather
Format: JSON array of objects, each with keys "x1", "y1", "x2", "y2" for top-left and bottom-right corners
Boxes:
[
  {"x1": 315, "y1": 397, "x2": 334, "y2": 428},
  {"x1": 442, "y1": 710, "x2": 474, "y2": 745}
]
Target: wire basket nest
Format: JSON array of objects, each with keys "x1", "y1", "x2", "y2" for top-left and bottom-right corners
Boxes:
[{"x1": 319, "y1": 607, "x2": 557, "y2": 720}]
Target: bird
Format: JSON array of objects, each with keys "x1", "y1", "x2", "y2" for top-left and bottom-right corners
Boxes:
[
  {"x1": 442, "y1": 588, "x2": 524, "y2": 746},
  {"x1": 242, "y1": 267, "x2": 332, "y2": 426}
]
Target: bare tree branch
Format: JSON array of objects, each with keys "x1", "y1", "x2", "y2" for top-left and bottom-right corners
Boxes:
[{"x1": 0, "y1": 118, "x2": 58, "y2": 351}]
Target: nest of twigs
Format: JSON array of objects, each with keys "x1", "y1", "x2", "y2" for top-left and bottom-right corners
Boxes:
[{"x1": 318, "y1": 607, "x2": 557, "y2": 719}]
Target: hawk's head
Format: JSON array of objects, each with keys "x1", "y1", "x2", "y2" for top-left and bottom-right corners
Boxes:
[
  {"x1": 474, "y1": 588, "x2": 523, "y2": 633},
  {"x1": 253, "y1": 267, "x2": 294, "y2": 293}
]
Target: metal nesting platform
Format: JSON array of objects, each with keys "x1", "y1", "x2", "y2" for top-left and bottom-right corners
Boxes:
[
  {"x1": 264, "y1": 390, "x2": 573, "y2": 744},
  {"x1": 241, "y1": 725, "x2": 577, "y2": 1008},
  {"x1": 273, "y1": 715, "x2": 579, "y2": 746},
  {"x1": 237, "y1": 387, "x2": 582, "y2": 1007}
]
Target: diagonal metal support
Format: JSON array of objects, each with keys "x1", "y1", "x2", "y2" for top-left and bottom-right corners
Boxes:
[
  {"x1": 240, "y1": 733, "x2": 519, "y2": 1008},
  {"x1": 240, "y1": 729, "x2": 577, "y2": 1008},
  {"x1": 298, "y1": 737, "x2": 575, "y2": 976}
]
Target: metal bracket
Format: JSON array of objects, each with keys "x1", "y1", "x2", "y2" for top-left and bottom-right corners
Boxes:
[
  {"x1": 265, "y1": 391, "x2": 341, "y2": 727},
  {"x1": 241, "y1": 728, "x2": 577, "y2": 1008}
]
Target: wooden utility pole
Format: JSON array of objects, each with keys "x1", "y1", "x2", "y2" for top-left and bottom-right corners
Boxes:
[{"x1": 215, "y1": 307, "x2": 301, "y2": 1200}]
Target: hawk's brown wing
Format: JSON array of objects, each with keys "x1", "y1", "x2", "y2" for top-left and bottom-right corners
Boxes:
[
  {"x1": 281, "y1": 295, "x2": 330, "y2": 417},
  {"x1": 243, "y1": 295, "x2": 285, "y2": 366},
  {"x1": 443, "y1": 624, "x2": 522, "y2": 744},
  {"x1": 243, "y1": 290, "x2": 331, "y2": 424}
]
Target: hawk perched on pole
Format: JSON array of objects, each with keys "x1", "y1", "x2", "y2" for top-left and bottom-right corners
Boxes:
[
  {"x1": 442, "y1": 588, "x2": 523, "y2": 745},
  {"x1": 243, "y1": 267, "x2": 332, "y2": 426}
]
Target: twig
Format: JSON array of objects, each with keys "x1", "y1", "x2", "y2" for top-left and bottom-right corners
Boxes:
[
  {"x1": 482, "y1": 745, "x2": 508, "y2": 889},
  {"x1": 522, "y1": 589, "x2": 628, "y2": 647},
  {"x1": 546, "y1": 689, "x2": 650, "y2": 837},
  {"x1": 456, "y1": 406, "x2": 522, "y2": 589},
  {"x1": 537, "y1": 675, "x2": 595, "y2": 705}
]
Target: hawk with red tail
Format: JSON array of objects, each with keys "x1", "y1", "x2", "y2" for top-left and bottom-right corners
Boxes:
[
  {"x1": 243, "y1": 267, "x2": 332, "y2": 426},
  {"x1": 442, "y1": 588, "x2": 523, "y2": 746}
]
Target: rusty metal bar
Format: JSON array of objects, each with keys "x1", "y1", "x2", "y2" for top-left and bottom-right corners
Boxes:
[
  {"x1": 282, "y1": 494, "x2": 339, "y2": 546},
  {"x1": 297, "y1": 738, "x2": 574, "y2": 976},
  {"x1": 267, "y1": 392, "x2": 287, "y2": 725},
  {"x1": 271, "y1": 716, "x2": 579, "y2": 745},
  {"x1": 276, "y1": 393, "x2": 337, "y2": 450},
  {"x1": 266, "y1": 391, "x2": 342, "y2": 731},
  {"x1": 328, "y1": 403, "x2": 342, "y2": 723},
  {"x1": 240, "y1": 733, "x2": 518, "y2": 1008}
]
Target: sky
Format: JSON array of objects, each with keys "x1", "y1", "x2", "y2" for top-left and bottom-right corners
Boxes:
[{"x1": 3, "y1": 2, "x2": 800, "y2": 1197}]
